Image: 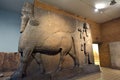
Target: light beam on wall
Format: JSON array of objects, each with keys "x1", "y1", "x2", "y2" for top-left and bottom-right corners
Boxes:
[{"x1": 92, "y1": 44, "x2": 100, "y2": 65}]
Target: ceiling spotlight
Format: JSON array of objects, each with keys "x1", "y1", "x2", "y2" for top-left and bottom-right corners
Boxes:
[
  {"x1": 110, "y1": 0, "x2": 117, "y2": 5},
  {"x1": 94, "y1": 8, "x2": 104, "y2": 14},
  {"x1": 94, "y1": 8, "x2": 99, "y2": 12},
  {"x1": 95, "y1": 3, "x2": 106, "y2": 9}
]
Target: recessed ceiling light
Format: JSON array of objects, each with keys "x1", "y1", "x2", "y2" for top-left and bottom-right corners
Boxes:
[
  {"x1": 94, "y1": 8, "x2": 99, "y2": 12},
  {"x1": 95, "y1": 3, "x2": 106, "y2": 9},
  {"x1": 94, "y1": 8, "x2": 104, "y2": 13}
]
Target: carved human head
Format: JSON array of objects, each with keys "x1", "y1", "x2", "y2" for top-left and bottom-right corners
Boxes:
[{"x1": 21, "y1": 2, "x2": 33, "y2": 16}]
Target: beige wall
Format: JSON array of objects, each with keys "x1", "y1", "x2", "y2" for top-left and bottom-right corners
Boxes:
[
  {"x1": 100, "y1": 18, "x2": 120, "y2": 67},
  {"x1": 90, "y1": 23, "x2": 101, "y2": 42}
]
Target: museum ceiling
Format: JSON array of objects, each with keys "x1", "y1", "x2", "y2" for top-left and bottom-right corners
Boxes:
[{"x1": 0, "y1": 0, "x2": 120, "y2": 23}]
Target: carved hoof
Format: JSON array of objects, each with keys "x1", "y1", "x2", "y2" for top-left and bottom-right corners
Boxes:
[
  {"x1": 72, "y1": 64, "x2": 79, "y2": 69},
  {"x1": 55, "y1": 67, "x2": 62, "y2": 73},
  {"x1": 10, "y1": 72, "x2": 26, "y2": 80},
  {"x1": 40, "y1": 69, "x2": 46, "y2": 74}
]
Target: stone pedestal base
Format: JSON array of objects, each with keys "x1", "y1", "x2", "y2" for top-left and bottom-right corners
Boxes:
[
  {"x1": 11, "y1": 64, "x2": 100, "y2": 80},
  {"x1": 82, "y1": 64, "x2": 100, "y2": 74}
]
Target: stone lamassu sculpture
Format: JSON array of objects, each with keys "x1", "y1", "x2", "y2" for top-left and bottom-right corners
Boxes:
[{"x1": 10, "y1": 2, "x2": 79, "y2": 80}]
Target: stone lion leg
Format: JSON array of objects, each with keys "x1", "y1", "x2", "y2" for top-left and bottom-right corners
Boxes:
[
  {"x1": 69, "y1": 52, "x2": 79, "y2": 68},
  {"x1": 10, "y1": 47, "x2": 34, "y2": 79},
  {"x1": 55, "y1": 48, "x2": 65, "y2": 72},
  {"x1": 32, "y1": 53, "x2": 46, "y2": 74},
  {"x1": 69, "y1": 37, "x2": 79, "y2": 68}
]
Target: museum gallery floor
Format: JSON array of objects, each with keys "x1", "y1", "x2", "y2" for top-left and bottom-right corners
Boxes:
[
  {"x1": 1, "y1": 67, "x2": 120, "y2": 80},
  {"x1": 71, "y1": 67, "x2": 120, "y2": 80}
]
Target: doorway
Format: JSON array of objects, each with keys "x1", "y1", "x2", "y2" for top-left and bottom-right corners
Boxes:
[{"x1": 92, "y1": 43, "x2": 100, "y2": 65}]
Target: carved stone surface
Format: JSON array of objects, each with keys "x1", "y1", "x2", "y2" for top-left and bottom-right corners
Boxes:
[
  {"x1": 9, "y1": 64, "x2": 100, "y2": 80},
  {"x1": 20, "y1": 2, "x2": 33, "y2": 33},
  {"x1": 0, "y1": 72, "x2": 14, "y2": 80},
  {"x1": 10, "y1": 2, "x2": 100, "y2": 80},
  {"x1": 21, "y1": 67, "x2": 82, "y2": 80}
]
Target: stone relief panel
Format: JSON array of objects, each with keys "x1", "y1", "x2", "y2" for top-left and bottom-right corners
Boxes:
[
  {"x1": 10, "y1": 2, "x2": 98, "y2": 80},
  {"x1": 34, "y1": 7, "x2": 93, "y2": 65}
]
